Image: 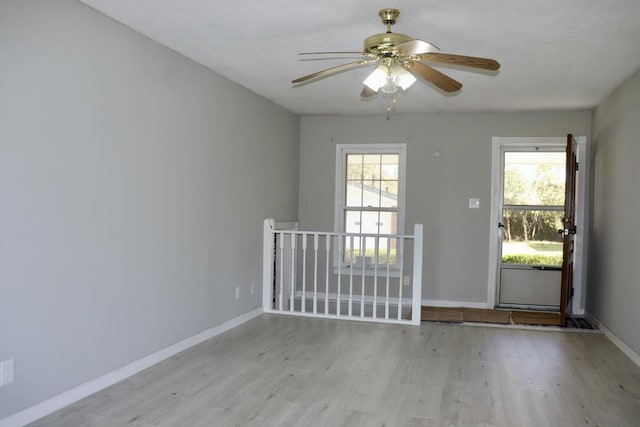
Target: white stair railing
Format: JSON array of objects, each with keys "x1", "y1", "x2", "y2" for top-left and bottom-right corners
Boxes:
[{"x1": 262, "y1": 219, "x2": 423, "y2": 325}]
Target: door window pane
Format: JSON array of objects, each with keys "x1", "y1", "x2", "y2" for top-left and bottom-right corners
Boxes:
[
  {"x1": 501, "y1": 209, "x2": 563, "y2": 266},
  {"x1": 503, "y1": 152, "x2": 565, "y2": 206}
]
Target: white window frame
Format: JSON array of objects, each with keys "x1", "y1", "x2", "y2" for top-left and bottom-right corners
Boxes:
[{"x1": 333, "y1": 143, "x2": 407, "y2": 274}]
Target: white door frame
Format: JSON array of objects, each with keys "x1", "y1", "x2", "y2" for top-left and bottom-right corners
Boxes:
[{"x1": 487, "y1": 136, "x2": 589, "y2": 314}]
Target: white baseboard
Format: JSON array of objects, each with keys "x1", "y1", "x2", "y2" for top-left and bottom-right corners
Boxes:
[
  {"x1": 0, "y1": 308, "x2": 263, "y2": 427},
  {"x1": 422, "y1": 299, "x2": 489, "y2": 309},
  {"x1": 585, "y1": 311, "x2": 640, "y2": 368}
]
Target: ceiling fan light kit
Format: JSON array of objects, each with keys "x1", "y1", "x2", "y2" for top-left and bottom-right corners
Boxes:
[
  {"x1": 363, "y1": 62, "x2": 416, "y2": 93},
  {"x1": 292, "y1": 8, "x2": 501, "y2": 112}
]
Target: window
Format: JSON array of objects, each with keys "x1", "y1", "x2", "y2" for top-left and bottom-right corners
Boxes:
[{"x1": 334, "y1": 144, "x2": 406, "y2": 267}]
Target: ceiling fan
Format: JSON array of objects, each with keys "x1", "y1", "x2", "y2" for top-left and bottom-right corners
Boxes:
[{"x1": 292, "y1": 8, "x2": 500, "y2": 99}]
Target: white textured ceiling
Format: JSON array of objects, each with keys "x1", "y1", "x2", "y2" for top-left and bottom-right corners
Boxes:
[{"x1": 78, "y1": 0, "x2": 640, "y2": 116}]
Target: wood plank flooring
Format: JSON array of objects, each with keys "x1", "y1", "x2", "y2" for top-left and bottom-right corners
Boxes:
[{"x1": 28, "y1": 314, "x2": 640, "y2": 427}]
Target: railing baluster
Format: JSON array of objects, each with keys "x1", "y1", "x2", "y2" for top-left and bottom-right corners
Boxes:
[
  {"x1": 337, "y1": 235, "x2": 342, "y2": 316},
  {"x1": 301, "y1": 234, "x2": 307, "y2": 313},
  {"x1": 397, "y1": 236, "x2": 405, "y2": 320},
  {"x1": 385, "y1": 238, "x2": 391, "y2": 319},
  {"x1": 349, "y1": 235, "x2": 354, "y2": 318},
  {"x1": 279, "y1": 232, "x2": 285, "y2": 311},
  {"x1": 361, "y1": 237, "x2": 366, "y2": 318},
  {"x1": 313, "y1": 234, "x2": 318, "y2": 314},
  {"x1": 373, "y1": 236, "x2": 379, "y2": 318},
  {"x1": 290, "y1": 233, "x2": 296, "y2": 312},
  {"x1": 325, "y1": 235, "x2": 330, "y2": 315}
]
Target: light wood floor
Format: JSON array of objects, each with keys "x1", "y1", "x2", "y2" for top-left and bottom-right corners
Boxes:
[{"x1": 29, "y1": 315, "x2": 640, "y2": 426}]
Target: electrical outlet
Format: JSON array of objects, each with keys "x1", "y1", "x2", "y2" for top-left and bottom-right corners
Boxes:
[
  {"x1": 250, "y1": 282, "x2": 256, "y2": 294},
  {"x1": 1, "y1": 359, "x2": 14, "y2": 386},
  {"x1": 403, "y1": 276, "x2": 410, "y2": 286},
  {"x1": 235, "y1": 286, "x2": 240, "y2": 300}
]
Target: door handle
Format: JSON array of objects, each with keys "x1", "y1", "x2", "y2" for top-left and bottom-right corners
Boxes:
[
  {"x1": 498, "y1": 222, "x2": 505, "y2": 228},
  {"x1": 558, "y1": 226, "x2": 577, "y2": 236}
]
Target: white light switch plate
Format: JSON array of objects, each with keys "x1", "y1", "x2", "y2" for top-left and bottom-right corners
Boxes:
[
  {"x1": 1, "y1": 359, "x2": 14, "y2": 386},
  {"x1": 469, "y1": 198, "x2": 480, "y2": 209}
]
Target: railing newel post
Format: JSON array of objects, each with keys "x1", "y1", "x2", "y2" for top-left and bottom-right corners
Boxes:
[
  {"x1": 411, "y1": 224, "x2": 423, "y2": 325},
  {"x1": 263, "y1": 218, "x2": 275, "y2": 312}
]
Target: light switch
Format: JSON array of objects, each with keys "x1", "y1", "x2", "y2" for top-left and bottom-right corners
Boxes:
[{"x1": 469, "y1": 198, "x2": 480, "y2": 209}]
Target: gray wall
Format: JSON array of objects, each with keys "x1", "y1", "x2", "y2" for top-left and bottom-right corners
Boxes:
[
  {"x1": 299, "y1": 111, "x2": 591, "y2": 304},
  {"x1": 589, "y1": 70, "x2": 640, "y2": 355},
  {"x1": 0, "y1": 0, "x2": 298, "y2": 417}
]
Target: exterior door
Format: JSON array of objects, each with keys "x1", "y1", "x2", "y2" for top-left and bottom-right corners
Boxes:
[
  {"x1": 559, "y1": 134, "x2": 578, "y2": 324},
  {"x1": 497, "y1": 147, "x2": 566, "y2": 309}
]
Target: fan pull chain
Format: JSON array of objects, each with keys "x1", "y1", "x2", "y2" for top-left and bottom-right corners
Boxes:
[{"x1": 386, "y1": 95, "x2": 397, "y2": 119}]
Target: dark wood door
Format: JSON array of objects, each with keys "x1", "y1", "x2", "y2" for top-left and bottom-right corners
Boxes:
[{"x1": 559, "y1": 134, "x2": 578, "y2": 325}]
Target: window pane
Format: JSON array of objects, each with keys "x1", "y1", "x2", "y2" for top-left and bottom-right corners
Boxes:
[
  {"x1": 345, "y1": 210, "x2": 362, "y2": 234},
  {"x1": 361, "y1": 181, "x2": 381, "y2": 208},
  {"x1": 344, "y1": 210, "x2": 361, "y2": 263},
  {"x1": 346, "y1": 181, "x2": 363, "y2": 207},
  {"x1": 501, "y1": 209, "x2": 563, "y2": 266},
  {"x1": 378, "y1": 211, "x2": 397, "y2": 235},
  {"x1": 377, "y1": 237, "x2": 392, "y2": 264},
  {"x1": 381, "y1": 180, "x2": 398, "y2": 196},
  {"x1": 380, "y1": 181, "x2": 398, "y2": 207},
  {"x1": 383, "y1": 237, "x2": 398, "y2": 264},
  {"x1": 344, "y1": 235, "x2": 360, "y2": 263},
  {"x1": 346, "y1": 154, "x2": 363, "y2": 180},
  {"x1": 503, "y1": 152, "x2": 565, "y2": 206},
  {"x1": 364, "y1": 236, "x2": 376, "y2": 257},
  {"x1": 361, "y1": 211, "x2": 379, "y2": 234},
  {"x1": 362, "y1": 154, "x2": 381, "y2": 181},
  {"x1": 381, "y1": 154, "x2": 399, "y2": 179}
]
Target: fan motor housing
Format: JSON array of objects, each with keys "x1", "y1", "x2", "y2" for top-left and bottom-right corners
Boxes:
[{"x1": 364, "y1": 32, "x2": 413, "y2": 55}]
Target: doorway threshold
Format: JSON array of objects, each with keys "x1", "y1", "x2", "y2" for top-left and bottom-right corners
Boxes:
[
  {"x1": 420, "y1": 306, "x2": 598, "y2": 330},
  {"x1": 511, "y1": 310, "x2": 560, "y2": 325}
]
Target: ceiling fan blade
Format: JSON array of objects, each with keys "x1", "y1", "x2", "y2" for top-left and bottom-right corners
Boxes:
[
  {"x1": 403, "y1": 61, "x2": 462, "y2": 92},
  {"x1": 396, "y1": 39, "x2": 440, "y2": 55},
  {"x1": 299, "y1": 51, "x2": 368, "y2": 56},
  {"x1": 419, "y1": 53, "x2": 500, "y2": 70},
  {"x1": 292, "y1": 60, "x2": 370, "y2": 84},
  {"x1": 361, "y1": 86, "x2": 378, "y2": 97}
]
